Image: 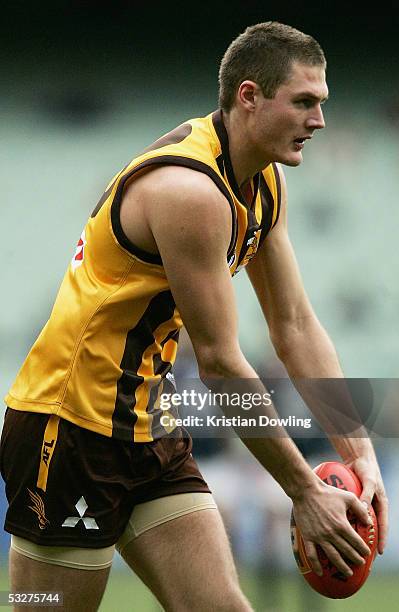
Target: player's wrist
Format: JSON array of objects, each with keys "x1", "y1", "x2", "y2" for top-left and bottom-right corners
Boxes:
[
  {"x1": 336, "y1": 438, "x2": 376, "y2": 464},
  {"x1": 341, "y1": 441, "x2": 377, "y2": 465},
  {"x1": 286, "y1": 470, "x2": 324, "y2": 502}
]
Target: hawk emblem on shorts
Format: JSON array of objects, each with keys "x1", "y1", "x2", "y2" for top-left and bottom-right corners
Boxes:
[
  {"x1": 27, "y1": 488, "x2": 50, "y2": 530},
  {"x1": 71, "y1": 228, "x2": 87, "y2": 272}
]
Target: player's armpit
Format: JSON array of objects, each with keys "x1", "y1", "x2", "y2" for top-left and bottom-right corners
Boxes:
[{"x1": 120, "y1": 165, "x2": 252, "y2": 379}]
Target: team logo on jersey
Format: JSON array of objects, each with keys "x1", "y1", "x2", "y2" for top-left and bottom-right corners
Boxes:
[
  {"x1": 233, "y1": 229, "x2": 262, "y2": 276},
  {"x1": 71, "y1": 229, "x2": 87, "y2": 272},
  {"x1": 62, "y1": 496, "x2": 99, "y2": 530},
  {"x1": 242, "y1": 229, "x2": 261, "y2": 266},
  {"x1": 27, "y1": 488, "x2": 50, "y2": 530}
]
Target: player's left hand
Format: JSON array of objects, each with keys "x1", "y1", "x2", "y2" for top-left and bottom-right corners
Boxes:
[{"x1": 345, "y1": 455, "x2": 388, "y2": 555}]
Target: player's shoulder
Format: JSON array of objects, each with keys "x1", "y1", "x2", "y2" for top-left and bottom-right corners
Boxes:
[
  {"x1": 144, "y1": 164, "x2": 219, "y2": 192},
  {"x1": 127, "y1": 164, "x2": 229, "y2": 217},
  {"x1": 139, "y1": 165, "x2": 232, "y2": 255}
]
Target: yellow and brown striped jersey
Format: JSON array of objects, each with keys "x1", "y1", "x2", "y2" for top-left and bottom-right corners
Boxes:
[{"x1": 5, "y1": 110, "x2": 281, "y2": 442}]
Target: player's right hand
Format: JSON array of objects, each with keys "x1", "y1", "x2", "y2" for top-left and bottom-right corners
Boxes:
[{"x1": 292, "y1": 479, "x2": 372, "y2": 577}]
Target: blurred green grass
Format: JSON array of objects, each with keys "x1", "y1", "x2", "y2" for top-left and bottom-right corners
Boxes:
[{"x1": 0, "y1": 563, "x2": 397, "y2": 611}]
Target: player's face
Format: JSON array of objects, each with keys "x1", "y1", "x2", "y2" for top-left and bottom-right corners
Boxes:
[{"x1": 254, "y1": 62, "x2": 328, "y2": 166}]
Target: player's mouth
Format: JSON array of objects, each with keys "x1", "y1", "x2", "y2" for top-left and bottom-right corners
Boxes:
[{"x1": 293, "y1": 136, "x2": 311, "y2": 151}]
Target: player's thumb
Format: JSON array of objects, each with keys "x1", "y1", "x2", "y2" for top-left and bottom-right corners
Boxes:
[{"x1": 348, "y1": 492, "x2": 373, "y2": 526}]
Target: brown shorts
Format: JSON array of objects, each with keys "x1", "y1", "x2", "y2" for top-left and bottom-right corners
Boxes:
[{"x1": 0, "y1": 408, "x2": 210, "y2": 548}]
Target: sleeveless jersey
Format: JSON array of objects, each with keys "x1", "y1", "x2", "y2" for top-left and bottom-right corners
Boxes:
[{"x1": 5, "y1": 110, "x2": 281, "y2": 442}]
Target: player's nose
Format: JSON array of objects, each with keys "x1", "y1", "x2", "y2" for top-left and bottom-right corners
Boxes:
[{"x1": 306, "y1": 105, "x2": 325, "y2": 130}]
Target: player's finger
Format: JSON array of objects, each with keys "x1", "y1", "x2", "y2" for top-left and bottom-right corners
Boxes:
[
  {"x1": 336, "y1": 519, "x2": 371, "y2": 558},
  {"x1": 346, "y1": 492, "x2": 373, "y2": 526},
  {"x1": 320, "y1": 541, "x2": 353, "y2": 577},
  {"x1": 332, "y1": 534, "x2": 366, "y2": 566},
  {"x1": 374, "y1": 493, "x2": 389, "y2": 554},
  {"x1": 303, "y1": 540, "x2": 323, "y2": 577}
]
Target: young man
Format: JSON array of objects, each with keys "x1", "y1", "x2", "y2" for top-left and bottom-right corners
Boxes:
[{"x1": 1, "y1": 22, "x2": 388, "y2": 611}]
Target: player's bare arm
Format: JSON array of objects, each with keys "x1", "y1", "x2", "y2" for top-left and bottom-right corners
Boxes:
[
  {"x1": 121, "y1": 164, "x2": 372, "y2": 577},
  {"x1": 246, "y1": 164, "x2": 388, "y2": 560}
]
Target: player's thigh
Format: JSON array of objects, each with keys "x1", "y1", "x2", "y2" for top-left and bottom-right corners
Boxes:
[
  {"x1": 9, "y1": 547, "x2": 111, "y2": 612},
  {"x1": 120, "y1": 507, "x2": 252, "y2": 611}
]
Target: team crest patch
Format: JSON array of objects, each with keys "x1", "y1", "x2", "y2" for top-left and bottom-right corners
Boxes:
[
  {"x1": 242, "y1": 229, "x2": 261, "y2": 266},
  {"x1": 27, "y1": 488, "x2": 50, "y2": 530},
  {"x1": 71, "y1": 229, "x2": 87, "y2": 272},
  {"x1": 233, "y1": 229, "x2": 262, "y2": 276}
]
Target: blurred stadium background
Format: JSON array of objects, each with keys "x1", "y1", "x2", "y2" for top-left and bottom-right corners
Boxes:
[{"x1": 1, "y1": 2, "x2": 398, "y2": 610}]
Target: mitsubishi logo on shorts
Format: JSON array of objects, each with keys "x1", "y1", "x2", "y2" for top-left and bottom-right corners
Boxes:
[{"x1": 62, "y1": 496, "x2": 99, "y2": 530}]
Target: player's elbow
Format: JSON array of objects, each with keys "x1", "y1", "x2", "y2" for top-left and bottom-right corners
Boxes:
[
  {"x1": 269, "y1": 315, "x2": 315, "y2": 361},
  {"x1": 270, "y1": 332, "x2": 297, "y2": 363},
  {"x1": 196, "y1": 344, "x2": 246, "y2": 382}
]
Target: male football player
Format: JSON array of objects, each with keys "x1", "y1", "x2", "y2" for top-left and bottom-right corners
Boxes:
[{"x1": 1, "y1": 22, "x2": 388, "y2": 611}]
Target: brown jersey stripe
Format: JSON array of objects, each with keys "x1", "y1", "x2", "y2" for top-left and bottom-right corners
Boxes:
[
  {"x1": 258, "y1": 173, "x2": 275, "y2": 247},
  {"x1": 215, "y1": 153, "x2": 224, "y2": 176},
  {"x1": 112, "y1": 290, "x2": 177, "y2": 440},
  {"x1": 91, "y1": 164, "x2": 129, "y2": 218},
  {"x1": 147, "y1": 330, "x2": 179, "y2": 419},
  {"x1": 153, "y1": 330, "x2": 179, "y2": 375},
  {"x1": 212, "y1": 109, "x2": 261, "y2": 209},
  {"x1": 132, "y1": 317, "x2": 180, "y2": 441},
  {"x1": 271, "y1": 162, "x2": 282, "y2": 228},
  {"x1": 110, "y1": 155, "x2": 238, "y2": 265},
  {"x1": 250, "y1": 174, "x2": 260, "y2": 209},
  {"x1": 149, "y1": 343, "x2": 178, "y2": 389},
  {"x1": 140, "y1": 123, "x2": 193, "y2": 154}
]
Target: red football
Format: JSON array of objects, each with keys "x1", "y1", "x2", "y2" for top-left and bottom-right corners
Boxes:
[{"x1": 290, "y1": 461, "x2": 378, "y2": 599}]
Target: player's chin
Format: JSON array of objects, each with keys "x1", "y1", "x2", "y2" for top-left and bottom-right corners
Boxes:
[
  {"x1": 282, "y1": 154, "x2": 303, "y2": 167},
  {"x1": 278, "y1": 148, "x2": 303, "y2": 166}
]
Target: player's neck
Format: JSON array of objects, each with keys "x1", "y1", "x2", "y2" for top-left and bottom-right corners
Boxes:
[{"x1": 222, "y1": 108, "x2": 268, "y2": 188}]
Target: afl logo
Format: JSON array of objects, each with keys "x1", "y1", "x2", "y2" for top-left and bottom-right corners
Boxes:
[{"x1": 71, "y1": 229, "x2": 87, "y2": 273}]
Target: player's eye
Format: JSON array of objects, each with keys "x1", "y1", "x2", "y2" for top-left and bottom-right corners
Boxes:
[{"x1": 295, "y1": 99, "x2": 313, "y2": 108}]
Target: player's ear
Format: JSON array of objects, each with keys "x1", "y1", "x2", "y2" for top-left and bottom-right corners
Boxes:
[{"x1": 237, "y1": 80, "x2": 257, "y2": 111}]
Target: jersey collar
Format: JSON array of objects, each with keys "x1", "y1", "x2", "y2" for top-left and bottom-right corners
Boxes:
[{"x1": 212, "y1": 109, "x2": 259, "y2": 209}]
